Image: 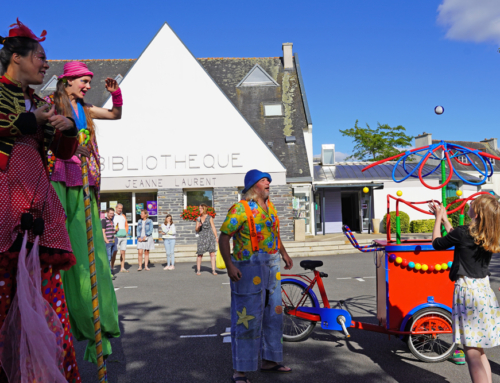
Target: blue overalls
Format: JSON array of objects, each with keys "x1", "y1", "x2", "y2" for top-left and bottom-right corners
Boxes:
[{"x1": 230, "y1": 251, "x2": 283, "y2": 371}]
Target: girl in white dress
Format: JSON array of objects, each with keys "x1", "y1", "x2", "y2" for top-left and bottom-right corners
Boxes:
[{"x1": 431, "y1": 194, "x2": 500, "y2": 383}]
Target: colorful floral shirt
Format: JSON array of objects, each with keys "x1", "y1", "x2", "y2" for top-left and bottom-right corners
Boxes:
[{"x1": 220, "y1": 200, "x2": 280, "y2": 261}]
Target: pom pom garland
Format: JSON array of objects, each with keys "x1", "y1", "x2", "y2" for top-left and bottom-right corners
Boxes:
[{"x1": 388, "y1": 255, "x2": 451, "y2": 273}]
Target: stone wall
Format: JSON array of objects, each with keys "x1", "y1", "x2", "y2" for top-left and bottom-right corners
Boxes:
[
  {"x1": 157, "y1": 184, "x2": 293, "y2": 245},
  {"x1": 269, "y1": 184, "x2": 294, "y2": 241}
]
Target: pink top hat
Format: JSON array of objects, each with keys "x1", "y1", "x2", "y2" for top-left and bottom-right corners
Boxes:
[{"x1": 58, "y1": 61, "x2": 94, "y2": 79}]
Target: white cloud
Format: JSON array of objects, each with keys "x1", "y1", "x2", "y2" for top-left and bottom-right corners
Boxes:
[
  {"x1": 437, "y1": 0, "x2": 500, "y2": 44},
  {"x1": 335, "y1": 151, "x2": 350, "y2": 162}
]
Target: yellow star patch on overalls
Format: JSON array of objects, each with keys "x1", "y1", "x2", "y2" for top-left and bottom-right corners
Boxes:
[{"x1": 236, "y1": 307, "x2": 255, "y2": 329}]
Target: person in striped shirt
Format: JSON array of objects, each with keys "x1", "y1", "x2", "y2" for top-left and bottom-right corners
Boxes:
[{"x1": 101, "y1": 208, "x2": 117, "y2": 273}]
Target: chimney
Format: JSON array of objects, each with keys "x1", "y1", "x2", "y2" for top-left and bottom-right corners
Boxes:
[
  {"x1": 480, "y1": 137, "x2": 498, "y2": 151},
  {"x1": 415, "y1": 132, "x2": 432, "y2": 148},
  {"x1": 282, "y1": 43, "x2": 293, "y2": 71}
]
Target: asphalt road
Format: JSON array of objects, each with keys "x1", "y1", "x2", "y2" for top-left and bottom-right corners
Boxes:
[{"x1": 73, "y1": 253, "x2": 500, "y2": 383}]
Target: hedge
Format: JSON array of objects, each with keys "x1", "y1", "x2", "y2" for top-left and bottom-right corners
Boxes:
[
  {"x1": 446, "y1": 196, "x2": 471, "y2": 227},
  {"x1": 410, "y1": 218, "x2": 452, "y2": 233},
  {"x1": 382, "y1": 211, "x2": 410, "y2": 233}
]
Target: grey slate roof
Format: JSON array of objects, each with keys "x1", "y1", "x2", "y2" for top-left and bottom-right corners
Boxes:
[
  {"x1": 315, "y1": 162, "x2": 481, "y2": 184},
  {"x1": 33, "y1": 55, "x2": 312, "y2": 180},
  {"x1": 198, "y1": 57, "x2": 310, "y2": 179},
  {"x1": 31, "y1": 59, "x2": 135, "y2": 107}
]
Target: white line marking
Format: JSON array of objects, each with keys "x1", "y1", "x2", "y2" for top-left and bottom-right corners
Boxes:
[
  {"x1": 220, "y1": 332, "x2": 230, "y2": 337},
  {"x1": 355, "y1": 278, "x2": 365, "y2": 282},
  {"x1": 114, "y1": 288, "x2": 120, "y2": 291},
  {"x1": 337, "y1": 277, "x2": 351, "y2": 280},
  {"x1": 363, "y1": 276, "x2": 376, "y2": 279},
  {"x1": 124, "y1": 286, "x2": 137, "y2": 288},
  {"x1": 222, "y1": 283, "x2": 230, "y2": 285},
  {"x1": 180, "y1": 334, "x2": 218, "y2": 338}
]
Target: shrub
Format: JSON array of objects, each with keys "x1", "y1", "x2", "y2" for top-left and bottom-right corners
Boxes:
[
  {"x1": 382, "y1": 211, "x2": 410, "y2": 233},
  {"x1": 180, "y1": 205, "x2": 216, "y2": 221},
  {"x1": 410, "y1": 218, "x2": 452, "y2": 233},
  {"x1": 446, "y1": 196, "x2": 471, "y2": 227}
]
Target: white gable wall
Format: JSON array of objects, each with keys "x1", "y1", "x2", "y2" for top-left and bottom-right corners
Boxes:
[{"x1": 96, "y1": 23, "x2": 286, "y2": 191}]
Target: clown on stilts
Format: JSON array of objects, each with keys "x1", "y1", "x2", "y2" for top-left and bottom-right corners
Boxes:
[
  {"x1": 45, "y1": 61, "x2": 122, "y2": 365},
  {"x1": 0, "y1": 20, "x2": 81, "y2": 382}
]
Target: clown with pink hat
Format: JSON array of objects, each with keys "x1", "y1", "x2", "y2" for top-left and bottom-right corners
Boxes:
[{"x1": 44, "y1": 59, "x2": 123, "y2": 366}]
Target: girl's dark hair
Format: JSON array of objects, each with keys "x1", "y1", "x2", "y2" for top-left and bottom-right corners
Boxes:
[{"x1": 0, "y1": 36, "x2": 40, "y2": 75}]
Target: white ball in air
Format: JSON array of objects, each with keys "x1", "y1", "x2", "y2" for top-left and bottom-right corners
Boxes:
[{"x1": 434, "y1": 106, "x2": 444, "y2": 115}]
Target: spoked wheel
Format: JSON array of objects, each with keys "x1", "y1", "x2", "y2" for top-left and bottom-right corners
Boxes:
[
  {"x1": 281, "y1": 281, "x2": 317, "y2": 342},
  {"x1": 407, "y1": 308, "x2": 456, "y2": 362}
]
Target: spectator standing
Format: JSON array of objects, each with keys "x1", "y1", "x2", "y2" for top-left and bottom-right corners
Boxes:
[
  {"x1": 161, "y1": 214, "x2": 176, "y2": 270},
  {"x1": 195, "y1": 203, "x2": 218, "y2": 276},
  {"x1": 112, "y1": 203, "x2": 129, "y2": 273},
  {"x1": 137, "y1": 209, "x2": 154, "y2": 271},
  {"x1": 431, "y1": 194, "x2": 500, "y2": 383},
  {"x1": 101, "y1": 208, "x2": 117, "y2": 275}
]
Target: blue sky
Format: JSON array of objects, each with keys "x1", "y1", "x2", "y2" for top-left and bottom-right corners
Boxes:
[{"x1": 2, "y1": 0, "x2": 499, "y2": 160}]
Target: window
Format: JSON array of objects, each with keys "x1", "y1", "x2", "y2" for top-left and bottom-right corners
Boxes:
[
  {"x1": 457, "y1": 155, "x2": 469, "y2": 164},
  {"x1": 41, "y1": 75, "x2": 58, "y2": 92},
  {"x1": 264, "y1": 104, "x2": 283, "y2": 117},
  {"x1": 491, "y1": 158, "x2": 495, "y2": 165},
  {"x1": 445, "y1": 182, "x2": 460, "y2": 198},
  {"x1": 114, "y1": 74, "x2": 124, "y2": 85},
  {"x1": 100, "y1": 192, "x2": 133, "y2": 223},
  {"x1": 237, "y1": 64, "x2": 279, "y2": 87},
  {"x1": 186, "y1": 190, "x2": 213, "y2": 207},
  {"x1": 321, "y1": 144, "x2": 335, "y2": 165}
]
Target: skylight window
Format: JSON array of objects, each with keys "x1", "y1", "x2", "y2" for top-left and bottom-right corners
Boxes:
[
  {"x1": 264, "y1": 104, "x2": 283, "y2": 117},
  {"x1": 237, "y1": 64, "x2": 279, "y2": 87},
  {"x1": 114, "y1": 74, "x2": 124, "y2": 85},
  {"x1": 41, "y1": 75, "x2": 58, "y2": 91}
]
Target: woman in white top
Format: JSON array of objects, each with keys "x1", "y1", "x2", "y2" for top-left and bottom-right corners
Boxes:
[{"x1": 161, "y1": 214, "x2": 176, "y2": 270}]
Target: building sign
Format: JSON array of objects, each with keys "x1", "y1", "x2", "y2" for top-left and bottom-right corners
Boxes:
[
  {"x1": 100, "y1": 153, "x2": 243, "y2": 176},
  {"x1": 100, "y1": 172, "x2": 287, "y2": 192}
]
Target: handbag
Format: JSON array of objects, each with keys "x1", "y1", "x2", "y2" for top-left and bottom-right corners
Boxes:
[{"x1": 216, "y1": 248, "x2": 226, "y2": 270}]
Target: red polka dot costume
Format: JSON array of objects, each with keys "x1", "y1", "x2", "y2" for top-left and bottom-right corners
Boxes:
[{"x1": 0, "y1": 74, "x2": 81, "y2": 382}]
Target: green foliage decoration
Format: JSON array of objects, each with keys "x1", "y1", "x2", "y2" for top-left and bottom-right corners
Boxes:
[{"x1": 382, "y1": 211, "x2": 410, "y2": 233}]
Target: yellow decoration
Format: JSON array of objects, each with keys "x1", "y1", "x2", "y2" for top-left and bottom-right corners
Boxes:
[
  {"x1": 441, "y1": 263, "x2": 448, "y2": 270},
  {"x1": 421, "y1": 264, "x2": 428, "y2": 271},
  {"x1": 435, "y1": 264, "x2": 442, "y2": 271},
  {"x1": 396, "y1": 190, "x2": 403, "y2": 197},
  {"x1": 395, "y1": 257, "x2": 402, "y2": 264},
  {"x1": 236, "y1": 307, "x2": 255, "y2": 329},
  {"x1": 456, "y1": 190, "x2": 463, "y2": 197},
  {"x1": 415, "y1": 263, "x2": 421, "y2": 270},
  {"x1": 363, "y1": 187, "x2": 369, "y2": 193},
  {"x1": 276, "y1": 272, "x2": 281, "y2": 281},
  {"x1": 253, "y1": 276, "x2": 261, "y2": 285}
]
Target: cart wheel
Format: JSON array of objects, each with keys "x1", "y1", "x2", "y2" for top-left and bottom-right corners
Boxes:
[
  {"x1": 281, "y1": 281, "x2": 317, "y2": 342},
  {"x1": 407, "y1": 308, "x2": 456, "y2": 363}
]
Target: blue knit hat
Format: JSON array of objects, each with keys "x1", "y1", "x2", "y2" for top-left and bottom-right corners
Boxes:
[{"x1": 242, "y1": 169, "x2": 272, "y2": 194}]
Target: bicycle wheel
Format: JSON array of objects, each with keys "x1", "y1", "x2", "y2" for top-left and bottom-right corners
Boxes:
[
  {"x1": 281, "y1": 280, "x2": 317, "y2": 342},
  {"x1": 407, "y1": 308, "x2": 456, "y2": 362}
]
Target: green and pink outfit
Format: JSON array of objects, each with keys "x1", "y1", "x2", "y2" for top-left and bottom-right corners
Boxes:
[{"x1": 49, "y1": 99, "x2": 120, "y2": 364}]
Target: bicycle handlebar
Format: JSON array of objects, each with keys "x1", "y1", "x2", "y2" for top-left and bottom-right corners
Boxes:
[{"x1": 342, "y1": 225, "x2": 385, "y2": 253}]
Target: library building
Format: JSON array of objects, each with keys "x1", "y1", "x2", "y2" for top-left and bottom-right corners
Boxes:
[{"x1": 35, "y1": 23, "x2": 315, "y2": 244}]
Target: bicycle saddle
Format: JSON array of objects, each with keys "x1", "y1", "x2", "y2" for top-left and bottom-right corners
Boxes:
[{"x1": 300, "y1": 260, "x2": 323, "y2": 270}]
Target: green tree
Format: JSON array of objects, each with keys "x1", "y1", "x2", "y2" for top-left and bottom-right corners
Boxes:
[{"x1": 339, "y1": 120, "x2": 414, "y2": 161}]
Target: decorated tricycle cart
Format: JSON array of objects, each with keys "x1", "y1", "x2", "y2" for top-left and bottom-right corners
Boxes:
[{"x1": 281, "y1": 141, "x2": 500, "y2": 362}]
